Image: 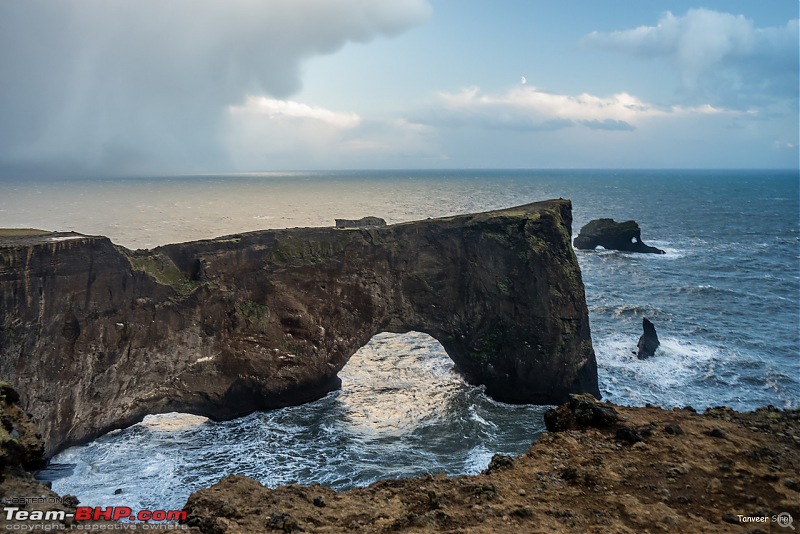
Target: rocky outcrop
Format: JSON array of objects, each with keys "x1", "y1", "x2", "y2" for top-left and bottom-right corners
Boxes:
[
  {"x1": 0, "y1": 200, "x2": 598, "y2": 456},
  {"x1": 0, "y1": 381, "x2": 45, "y2": 480},
  {"x1": 183, "y1": 400, "x2": 800, "y2": 533},
  {"x1": 335, "y1": 216, "x2": 386, "y2": 229},
  {"x1": 636, "y1": 317, "x2": 660, "y2": 359},
  {"x1": 574, "y1": 218, "x2": 665, "y2": 254},
  {"x1": 0, "y1": 382, "x2": 76, "y2": 529},
  {"x1": 0, "y1": 382, "x2": 139, "y2": 531}
]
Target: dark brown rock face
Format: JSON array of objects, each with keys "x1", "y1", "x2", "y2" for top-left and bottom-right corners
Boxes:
[
  {"x1": 0, "y1": 200, "x2": 598, "y2": 456},
  {"x1": 574, "y1": 218, "x2": 665, "y2": 254}
]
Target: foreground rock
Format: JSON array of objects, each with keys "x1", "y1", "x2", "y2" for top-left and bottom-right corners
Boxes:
[
  {"x1": 184, "y1": 397, "x2": 800, "y2": 533},
  {"x1": 636, "y1": 317, "x2": 661, "y2": 359},
  {"x1": 0, "y1": 382, "x2": 92, "y2": 530},
  {"x1": 574, "y1": 218, "x2": 665, "y2": 254},
  {"x1": 0, "y1": 382, "x2": 183, "y2": 531},
  {"x1": 0, "y1": 200, "x2": 598, "y2": 455}
]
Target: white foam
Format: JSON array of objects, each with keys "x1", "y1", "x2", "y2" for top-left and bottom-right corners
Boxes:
[
  {"x1": 139, "y1": 412, "x2": 209, "y2": 431},
  {"x1": 596, "y1": 334, "x2": 724, "y2": 407},
  {"x1": 48, "y1": 235, "x2": 84, "y2": 242}
]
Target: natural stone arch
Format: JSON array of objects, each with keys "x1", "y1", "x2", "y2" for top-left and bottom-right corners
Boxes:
[{"x1": 0, "y1": 200, "x2": 598, "y2": 455}]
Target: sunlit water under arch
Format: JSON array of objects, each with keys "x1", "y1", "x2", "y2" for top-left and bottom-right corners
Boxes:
[{"x1": 43, "y1": 332, "x2": 549, "y2": 511}]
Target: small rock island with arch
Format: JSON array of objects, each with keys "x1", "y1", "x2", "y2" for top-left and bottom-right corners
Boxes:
[{"x1": 574, "y1": 218, "x2": 665, "y2": 254}]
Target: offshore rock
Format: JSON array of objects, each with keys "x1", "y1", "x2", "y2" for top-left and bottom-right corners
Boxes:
[
  {"x1": 574, "y1": 218, "x2": 665, "y2": 254},
  {"x1": 636, "y1": 317, "x2": 660, "y2": 359},
  {"x1": 0, "y1": 200, "x2": 598, "y2": 456}
]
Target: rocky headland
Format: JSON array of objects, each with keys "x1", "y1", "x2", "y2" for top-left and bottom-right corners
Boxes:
[
  {"x1": 0, "y1": 200, "x2": 597, "y2": 456},
  {"x1": 2, "y1": 203, "x2": 796, "y2": 533}
]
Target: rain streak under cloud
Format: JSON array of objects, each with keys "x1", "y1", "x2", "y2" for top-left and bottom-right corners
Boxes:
[{"x1": 0, "y1": 0, "x2": 431, "y2": 175}]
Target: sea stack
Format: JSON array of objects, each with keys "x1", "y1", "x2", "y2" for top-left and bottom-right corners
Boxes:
[
  {"x1": 636, "y1": 318, "x2": 660, "y2": 359},
  {"x1": 574, "y1": 219, "x2": 665, "y2": 254}
]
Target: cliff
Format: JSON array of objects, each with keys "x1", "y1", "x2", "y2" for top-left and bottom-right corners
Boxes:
[{"x1": 0, "y1": 200, "x2": 598, "y2": 456}]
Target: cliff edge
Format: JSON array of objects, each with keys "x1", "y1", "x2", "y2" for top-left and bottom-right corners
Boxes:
[{"x1": 0, "y1": 200, "x2": 598, "y2": 455}]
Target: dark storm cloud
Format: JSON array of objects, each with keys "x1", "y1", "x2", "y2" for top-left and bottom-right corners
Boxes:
[{"x1": 0, "y1": 0, "x2": 431, "y2": 175}]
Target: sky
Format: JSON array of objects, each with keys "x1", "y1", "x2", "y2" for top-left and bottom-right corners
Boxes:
[{"x1": 0, "y1": 0, "x2": 797, "y2": 174}]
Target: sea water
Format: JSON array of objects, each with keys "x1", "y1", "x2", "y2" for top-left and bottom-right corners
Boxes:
[{"x1": 3, "y1": 169, "x2": 797, "y2": 511}]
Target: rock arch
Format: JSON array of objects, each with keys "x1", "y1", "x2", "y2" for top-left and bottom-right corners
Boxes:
[{"x1": 0, "y1": 200, "x2": 599, "y2": 455}]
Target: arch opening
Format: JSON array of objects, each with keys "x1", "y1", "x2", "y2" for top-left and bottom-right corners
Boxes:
[{"x1": 336, "y1": 331, "x2": 463, "y2": 437}]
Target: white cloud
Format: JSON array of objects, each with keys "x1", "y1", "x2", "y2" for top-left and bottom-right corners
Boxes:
[
  {"x1": 224, "y1": 97, "x2": 435, "y2": 170},
  {"x1": 583, "y1": 9, "x2": 799, "y2": 104},
  {"x1": 229, "y1": 96, "x2": 361, "y2": 129},
  {"x1": 0, "y1": 0, "x2": 432, "y2": 174},
  {"x1": 426, "y1": 85, "x2": 740, "y2": 132}
]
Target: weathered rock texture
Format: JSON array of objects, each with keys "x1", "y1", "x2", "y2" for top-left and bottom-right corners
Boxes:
[
  {"x1": 636, "y1": 317, "x2": 660, "y2": 359},
  {"x1": 574, "y1": 218, "x2": 665, "y2": 254},
  {"x1": 0, "y1": 200, "x2": 598, "y2": 456}
]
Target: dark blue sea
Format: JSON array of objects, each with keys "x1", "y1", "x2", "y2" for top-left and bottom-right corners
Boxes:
[{"x1": 5, "y1": 169, "x2": 797, "y2": 510}]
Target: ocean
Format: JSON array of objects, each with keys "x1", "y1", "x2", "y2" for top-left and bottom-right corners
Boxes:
[{"x1": 3, "y1": 169, "x2": 798, "y2": 511}]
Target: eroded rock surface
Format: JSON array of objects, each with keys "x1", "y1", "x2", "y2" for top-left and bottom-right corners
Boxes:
[
  {"x1": 574, "y1": 218, "x2": 665, "y2": 254},
  {"x1": 0, "y1": 200, "x2": 598, "y2": 455}
]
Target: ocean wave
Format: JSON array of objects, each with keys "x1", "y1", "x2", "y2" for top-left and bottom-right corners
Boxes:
[
  {"x1": 609, "y1": 304, "x2": 665, "y2": 318},
  {"x1": 596, "y1": 334, "x2": 731, "y2": 408}
]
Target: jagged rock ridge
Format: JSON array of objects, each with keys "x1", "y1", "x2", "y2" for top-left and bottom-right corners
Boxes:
[{"x1": 0, "y1": 200, "x2": 598, "y2": 456}]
